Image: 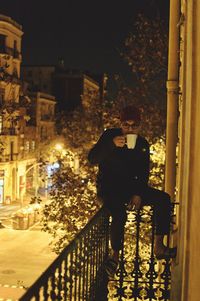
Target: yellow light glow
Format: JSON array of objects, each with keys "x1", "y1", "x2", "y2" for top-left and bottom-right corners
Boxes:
[{"x1": 55, "y1": 144, "x2": 63, "y2": 151}]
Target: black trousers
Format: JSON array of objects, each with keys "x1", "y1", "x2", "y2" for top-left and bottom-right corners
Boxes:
[{"x1": 102, "y1": 187, "x2": 171, "y2": 252}]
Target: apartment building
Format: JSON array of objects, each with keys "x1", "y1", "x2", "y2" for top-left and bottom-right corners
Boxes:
[
  {"x1": 27, "y1": 92, "x2": 56, "y2": 144},
  {"x1": 0, "y1": 15, "x2": 25, "y2": 204},
  {"x1": 21, "y1": 64, "x2": 107, "y2": 111},
  {"x1": 0, "y1": 15, "x2": 56, "y2": 204}
]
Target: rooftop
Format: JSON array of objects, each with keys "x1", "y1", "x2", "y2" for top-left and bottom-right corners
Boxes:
[{"x1": 0, "y1": 14, "x2": 22, "y2": 30}]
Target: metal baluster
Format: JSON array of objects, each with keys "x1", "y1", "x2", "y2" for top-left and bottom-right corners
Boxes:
[
  {"x1": 50, "y1": 272, "x2": 57, "y2": 300},
  {"x1": 82, "y1": 235, "x2": 87, "y2": 301},
  {"x1": 35, "y1": 289, "x2": 40, "y2": 301},
  {"x1": 92, "y1": 223, "x2": 97, "y2": 300},
  {"x1": 64, "y1": 256, "x2": 68, "y2": 301},
  {"x1": 90, "y1": 226, "x2": 95, "y2": 300},
  {"x1": 130, "y1": 209, "x2": 143, "y2": 300},
  {"x1": 57, "y1": 263, "x2": 63, "y2": 300},
  {"x1": 99, "y1": 217, "x2": 103, "y2": 268},
  {"x1": 74, "y1": 246, "x2": 78, "y2": 301},
  {"x1": 101, "y1": 214, "x2": 105, "y2": 264},
  {"x1": 104, "y1": 210, "x2": 110, "y2": 261},
  {"x1": 96, "y1": 221, "x2": 101, "y2": 292},
  {"x1": 156, "y1": 204, "x2": 174, "y2": 301},
  {"x1": 97, "y1": 221, "x2": 102, "y2": 294},
  {"x1": 43, "y1": 280, "x2": 49, "y2": 301},
  {"x1": 93, "y1": 224, "x2": 97, "y2": 298},
  {"x1": 85, "y1": 232, "x2": 90, "y2": 301},
  {"x1": 145, "y1": 207, "x2": 158, "y2": 300},
  {"x1": 101, "y1": 213, "x2": 109, "y2": 301},
  {"x1": 94, "y1": 223, "x2": 98, "y2": 297},
  {"x1": 94, "y1": 224, "x2": 98, "y2": 296},
  {"x1": 117, "y1": 236, "x2": 127, "y2": 301},
  {"x1": 69, "y1": 251, "x2": 74, "y2": 301},
  {"x1": 78, "y1": 238, "x2": 82, "y2": 301},
  {"x1": 159, "y1": 260, "x2": 171, "y2": 301}
]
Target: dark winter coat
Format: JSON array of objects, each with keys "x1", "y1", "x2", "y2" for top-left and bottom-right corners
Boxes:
[{"x1": 88, "y1": 128, "x2": 150, "y2": 200}]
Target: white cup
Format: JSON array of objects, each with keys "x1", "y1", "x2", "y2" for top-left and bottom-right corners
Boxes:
[{"x1": 126, "y1": 134, "x2": 138, "y2": 149}]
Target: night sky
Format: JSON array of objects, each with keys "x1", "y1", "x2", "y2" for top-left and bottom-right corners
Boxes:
[{"x1": 0, "y1": 0, "x2": 169, "y2": 93}]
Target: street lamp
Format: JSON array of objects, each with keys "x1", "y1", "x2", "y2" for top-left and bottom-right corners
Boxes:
[
  {"x1": 53, "y1": 143, "x2": 65, "y2": 160},
  {"x1": 55, "y1": 143, "x2": 63, "y2": 151},
  {"x1": 54, "y1": 144, "x2": 79, "y2": 174}
]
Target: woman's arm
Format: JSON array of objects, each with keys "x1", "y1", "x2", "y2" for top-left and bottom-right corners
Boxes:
[{"x1": 88, "y1": 129, "x2": 116, "y2": 164}]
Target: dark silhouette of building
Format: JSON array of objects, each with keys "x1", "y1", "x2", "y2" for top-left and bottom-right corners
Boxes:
[{"x1": 21, "y1": 62, "x2": 107, "y2": 111}]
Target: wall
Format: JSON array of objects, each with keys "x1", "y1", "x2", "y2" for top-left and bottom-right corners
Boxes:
[{"x1": 172, "y1": 1, "x2": 200, "y2": 300}]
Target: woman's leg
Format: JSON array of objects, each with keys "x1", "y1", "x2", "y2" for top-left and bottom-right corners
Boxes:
[
  {"x1": 142, "y1": 187, "x2": 171, "y2": 235},
  {"x1": 141, "y1": 187, "x2": 174, "y2": 256},
  {"x1": 103, "y1": 197, "x2": 127, "y2": 259}
]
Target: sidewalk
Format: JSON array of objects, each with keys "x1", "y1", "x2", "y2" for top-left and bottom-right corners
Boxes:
[
  {"x1": 0, "y1": 195, "x2": 56, "y2": 300},
  {"x1": 0, "y1": 227, "x2": 56, "y2": 300},
  {"x1": 0, "y1": 284, "x2": 25, "y2": 300}
]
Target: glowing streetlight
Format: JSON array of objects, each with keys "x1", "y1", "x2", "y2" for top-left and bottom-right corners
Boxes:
[{"x1": 55, "y1": 144, "x2": 63, "y2": 151}]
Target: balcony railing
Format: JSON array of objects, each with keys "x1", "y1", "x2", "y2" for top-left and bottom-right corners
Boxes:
[
  {"x1": 28, "y1": 92, "x2": 56, "y2": 101},
  {"x1": 0, "y1": 127, "x2": 17, "y2": 135},
  {"x1": 0, "y1": 153, "x2": 18, "y2": 162},
  {"x1": 0, "y1": 46, "x2": 21, "y2": 59},
  {"x1": 40, "y1": 114, "x2": 54, "y2": 122},
  {"x1": 106, "y1": 205, "x2": 176, "y2": 300},
  {"x1": 19, "y1": 207, "x2": 110, "y2": 301},
  {"x1": 19, "y1": 204, "x2": 176, "y2": 301}
]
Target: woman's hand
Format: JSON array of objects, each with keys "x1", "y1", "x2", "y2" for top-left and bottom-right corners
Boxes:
[{"x1": 113, "y1": 136, "x2": 126, "y2": 147}]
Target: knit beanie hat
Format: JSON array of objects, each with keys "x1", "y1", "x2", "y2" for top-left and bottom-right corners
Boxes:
[{"x1": 120, "y1": 105, "x2": 141, "y2": 123}]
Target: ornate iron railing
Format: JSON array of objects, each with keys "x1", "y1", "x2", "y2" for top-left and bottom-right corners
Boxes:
[
  {"x1": 0, "y1": 153, "x2": 18, "y2": 162},
  {"x1": 106, "y1": 205, "x2": 176, "y2": 301},
  {"x1": 40, "y1": 114, "x2": 55, "y2": 122},
  {"x1": 0, "y1": 127, "x2": 17, "y2": 135},
  {"x1": 0, "y1": 46, "x2": 21, "y2": 58},
  {"x1": 19, "y1": 203, "x2": 176, "y2": 301},
  {"x1": 19, "y1": 207, "x2": 110, "y2": 301}
]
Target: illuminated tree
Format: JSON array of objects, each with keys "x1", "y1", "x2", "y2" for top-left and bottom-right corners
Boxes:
[
  {"x1": 121, "y1": 13, "x2": 168, "y2": 107},
  {"x1": 41, "y1": 92, "x2": 103, "y2": 252}
]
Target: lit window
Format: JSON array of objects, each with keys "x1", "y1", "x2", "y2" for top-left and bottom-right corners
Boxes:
[
  {"x1": 24, "y1": 141, "x2": 30, "y2": 151},
  {"x1": 31, "y1": 140, "x2": 35, "y2": 150},
  {"x1": 41, "y1": 126, "x2": 47, "y2": 139},
  {"x1": 0, "y1": 116, "x2": 2, "y2": 134}
]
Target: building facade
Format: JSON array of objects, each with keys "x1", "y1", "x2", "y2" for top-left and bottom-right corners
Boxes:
[
  {"x1": 27, "y1": 92, "x2": 56, "y2": 144},
  {"x1": 21, "y1": 65, "x2": 107, "y2": 111},
  {"x1": 0, "y1": 15, "x2": 57, "y2": 205},
  {"x1": 0, "y1": 15, "x2": 25, "y2": 204},
  {"x1": 21, "y1": 65, "x2": 55, "y2": 95},
  {"x1": 167, "y1": 1, "x2": 200, "y2": 300}
]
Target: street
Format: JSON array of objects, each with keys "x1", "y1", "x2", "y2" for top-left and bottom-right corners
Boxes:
[{"x1": 0, "y1": 223, "x2": 56, "y2": 300}]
